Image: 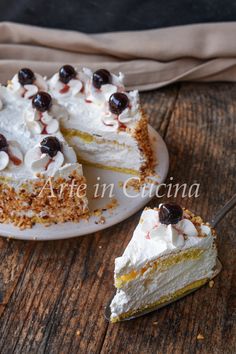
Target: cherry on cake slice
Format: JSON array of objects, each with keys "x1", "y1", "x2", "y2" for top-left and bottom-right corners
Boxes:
[
  {"x1": 48, "y1": 65, "x2": 154, "y2": 178},
  {"x1": 0, "y1": 83, "x2": 88, "y2": 229},
  {"x1": 110, "y1": 203, "x2": 218, "y2": 323}
]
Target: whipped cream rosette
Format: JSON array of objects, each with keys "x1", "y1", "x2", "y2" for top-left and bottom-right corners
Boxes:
[
  {"x1": 140, "y1": 206, "x2": 198, "y2": 251},
  {"x1": 8, "y1": 68, "x2": 47, "y2": 99},
  {"x1": 23, "y1": 92, "x2": 68, "y2": 135},
  {"x1": 24, "y1": 136, "x2": 77, "y2": 177},
  {"x1": 102, "y1": 90, "x2": 139, "y2": 130},
  {"x1": 0, "y1": 134, "x2": 23, "y2": 171},
  {"x1": 48, "y1": 65, "x2": 84, "y2": 98},
  {"x1": 84, "y1": 67, "x2": 124, "y2": 105}
]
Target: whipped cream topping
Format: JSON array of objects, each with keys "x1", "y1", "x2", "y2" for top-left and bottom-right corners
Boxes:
[
  {"x1": 140, "y1": 207, "x2": 198, "y2": 251},
  {"x1": 8, "y1": 73, "x2": 48, "y2": 99},
  {"x1": 102, "y1": 90, "x2": 140, "y2": 130},
  {"x1": 23, "y1": 100, "x2": 68, "y2": 135},
  {"x1": 83, "y1": 67, "x2": 124, "y2": 105},
  {"x1": 49, "y1": 67, "x2": 142, "y2": 135},
  {"x1": 0, "y1": 141, "x2": 23, "y2": 171},
  {"x1": 48, "y1": 72, "x2": 83, "y2": 98},
  {"x1": 24, "y1": 141, "x2": 77, "y2": 176}
]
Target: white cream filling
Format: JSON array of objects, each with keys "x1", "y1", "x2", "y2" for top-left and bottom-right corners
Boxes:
[
  {"x1": 67, "y1": 135, "x2": 145, "y2": 171},
  {"x1": 110, "y1": 246, "x2": 217, "y2": 319}
]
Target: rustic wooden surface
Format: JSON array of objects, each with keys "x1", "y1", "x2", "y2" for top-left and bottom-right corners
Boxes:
[{"x1": 0, "y1": 83, "x2": 235, "y2": 354}]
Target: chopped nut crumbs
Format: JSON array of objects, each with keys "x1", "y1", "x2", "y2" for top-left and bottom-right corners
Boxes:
[
  {"x1": 197, "y1": 334, "x2": 204, "y2": 340},
  {"x1": 118, "y1": 181, "x2": 123, "y2": 188},
  {"x1": 209, "y1": 280, "x2": 214, "y2": 288},
  {"x1": 0, "y1": 171, "x2": 88, "y2": 229},
  {"x1": 99, "y1": 216, "x2": 106, "y2": 224},
  {"x1": 95, "y1": 216, "x2": 106, "y2": 225}
]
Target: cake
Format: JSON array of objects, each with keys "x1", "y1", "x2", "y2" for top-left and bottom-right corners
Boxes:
[
  {"x1": 0, "y1": 65, "x2": 153, "y2": 228},
  {"x1": 48, "y1": 65, "x2": 153, "y2": 176},
  {"x1": 110, "y1": 203, "x2": 218, "y2": 322}
]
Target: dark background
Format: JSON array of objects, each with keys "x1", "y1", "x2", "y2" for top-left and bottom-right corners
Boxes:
[{"x1": 0, "y1": 0, "x2": 236, "y2": 33}]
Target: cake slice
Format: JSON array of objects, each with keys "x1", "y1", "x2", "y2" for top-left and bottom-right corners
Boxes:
[
  {"x1": 110, "y1": 203, "x2": 218, "y2": 322},
  {"x1": 48, "y1": 66, "x2": 154, "y2": 177},
  {"x1": 0, "y1": 83, "x2": 88, "y2": 228}
]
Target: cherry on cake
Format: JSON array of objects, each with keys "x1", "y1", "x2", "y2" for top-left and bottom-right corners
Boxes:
[
  {"x1": 110, "y1": 203, "x2": 218, "y2": 322},
  {"x1": 7, "y1": 68, "x2": 48, "y2": 99}
]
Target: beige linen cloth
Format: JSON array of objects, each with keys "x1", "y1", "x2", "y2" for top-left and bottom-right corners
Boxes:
[{"x1": 0, "y1": 21, "x2": 236, "y2": 91}]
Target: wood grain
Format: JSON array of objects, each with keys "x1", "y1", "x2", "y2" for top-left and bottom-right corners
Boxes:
[{"x1": 0, "y1": 83, "x2": 235, "y2": 354}]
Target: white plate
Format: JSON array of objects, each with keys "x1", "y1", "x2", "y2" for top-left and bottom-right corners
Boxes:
[{"x1": 0, "y1": 126, "x2": 169, "y2": 240}]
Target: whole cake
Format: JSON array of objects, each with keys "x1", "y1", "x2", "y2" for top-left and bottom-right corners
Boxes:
[
  {"x1": 110, "y1": 203, "x2": 218, "y2": 322},
  {"x1": 0, "y1": 66, "x2": 154, "y2": 228}
]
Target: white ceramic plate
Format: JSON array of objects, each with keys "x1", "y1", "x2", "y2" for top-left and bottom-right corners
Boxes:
[{"x1": 0, "y1": 126, "x2": 169, "y2": 240}]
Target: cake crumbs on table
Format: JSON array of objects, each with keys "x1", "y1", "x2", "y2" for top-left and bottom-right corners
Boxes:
[
  {"x1": 76, "y1": 330, "x2": 81, "y2": 336},
  {"x1": 197, "y1": 333, "x2": 204, "y2": 340},
  {"x1": 209, "y1": 280, "x2": 214, "y2": 288}
]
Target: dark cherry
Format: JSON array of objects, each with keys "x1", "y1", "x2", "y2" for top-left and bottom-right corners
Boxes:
[
  {"x1": 0, "y1": 134, "x2": 8, "y2": 151},
  {"x1": 40, "y1": 136, "x2": 62, "y2": 158},
  {"x1": 92, "y1": 69, "x2": 111, "y2": 89},
  {"x1": 32, "y1": 92, "x2": 52, "y2": 112},
  {"x1": 59, "y1": 65, "x2": 77, "y2": 84},
  {"x1": 159, "y1": 203, "x2": 183, "y2": 225},
  {"x1": 18, "y1": 68, "x2": 35, "y2": 85},
  {"x1": 109, "y1": 92, "x2": 129, "y2": 115}
]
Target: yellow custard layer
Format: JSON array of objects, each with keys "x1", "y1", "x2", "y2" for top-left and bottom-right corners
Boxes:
[
  {"x1": 62, "y1": 127, "x2": 132, "y2": 149},
  {"x1": 111, "y1": 277, "x2": 208, "y2": 323},
  {"x1": 115, "y1": 248, "x2": 205, "y2": 288},
  {"x1": 77, "y1": 158, "x2": 139, "y2": 176},
  {"x1": 62, "y1": 128, "x2": 95, "y2": 143}
]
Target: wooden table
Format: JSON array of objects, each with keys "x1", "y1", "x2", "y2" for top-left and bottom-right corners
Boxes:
[{"x1": 0, "y1": 83, "x2": 235, "y2": 354}]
